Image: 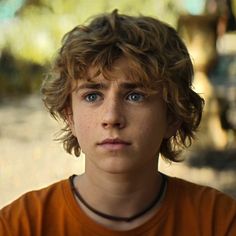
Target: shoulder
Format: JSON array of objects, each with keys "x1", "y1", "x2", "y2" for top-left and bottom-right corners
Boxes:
[
  {"x1": 157, "y1": 176, "x2": 236, "y2": 235},
  {"x1": 0, "y1": 178, "x2": 71, "y2": 235},
  {"x1": 167, "y1": 176, "x2": 236, "y2": 206},
  {"x1": 169, "y1": 176, "x2": 235, "y2": 198},
  {"x1": 166, "y1": 176, "x2": 236, "y2": 225},
  {"x1": 0, "y1": 178, "x2": 68, "y2": 220}
]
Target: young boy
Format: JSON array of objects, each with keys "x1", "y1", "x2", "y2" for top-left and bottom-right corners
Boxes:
[{"x1": 0, "y1": 9, "x2": 235, "y2": 235}]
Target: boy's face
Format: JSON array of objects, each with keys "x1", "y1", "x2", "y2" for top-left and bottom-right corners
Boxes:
[{"x1": 68, "y1": 58, "x2": 176, "y2": 174}]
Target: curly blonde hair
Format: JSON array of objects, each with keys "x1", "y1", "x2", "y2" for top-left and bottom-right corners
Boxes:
[{"x1": 41, "y1": 9, "x2": 204, "y2": 162}]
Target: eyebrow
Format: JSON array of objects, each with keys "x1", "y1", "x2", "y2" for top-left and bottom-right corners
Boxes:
[
  {"x1": 76, "y1": 82, "x2": 106, "y2": 91},
  {"x1": 76, "y1": 81, "x2": 144, "y2": 91},
  {"x1": 120, "y1": 82, "x2": 144, "y2": 89}
]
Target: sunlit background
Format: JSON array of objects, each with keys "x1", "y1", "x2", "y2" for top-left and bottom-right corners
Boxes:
[{"x1": 0, "y1": 0, "x2": 236, "y2": 208}]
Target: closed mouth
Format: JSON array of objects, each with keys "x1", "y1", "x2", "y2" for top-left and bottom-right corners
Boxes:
[{"x1": 98, "y1": 138, "x2": 131, "y2": 145}]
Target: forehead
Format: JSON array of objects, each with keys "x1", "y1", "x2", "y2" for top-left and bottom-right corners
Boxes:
[
  {"x1": 71, "y1": 57, "x2": 163, "y2": 94},
  {"x1": 87, "y1": 57, "x2": 133, "y2": 81},
  {"x1": 72, "y1": 64, "x2": 163, "y2": 98},
  {"x1": 84, "y1": 57, "x2": 161, "y2": 88}
]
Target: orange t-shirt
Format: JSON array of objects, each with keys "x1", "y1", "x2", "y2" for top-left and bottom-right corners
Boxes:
[{"x1": 0, "y1": 175, "x2": 236, "y2": 236}]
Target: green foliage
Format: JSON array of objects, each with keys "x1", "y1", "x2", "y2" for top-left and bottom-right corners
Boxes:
[
  {"x1": 1, "y1": 0, "x2": 182, "y2": 64},
  {"x1": 0, "y1": 50, "x2": 45, "y2": 97},
  {"x1": 0, "y1": 0, "x2": 182, "y2": 96}
]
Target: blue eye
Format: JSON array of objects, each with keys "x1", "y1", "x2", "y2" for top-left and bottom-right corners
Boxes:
[
  {"x1": 85, "y1": 93, "x2": 101, "y2": 102},
  {"x1": 127, "y1": 92, "x2": 144, "y2": 102}
]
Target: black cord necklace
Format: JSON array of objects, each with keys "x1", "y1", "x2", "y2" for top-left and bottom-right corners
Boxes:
[{"x1": 69, "y1": 173, "x2": 167, "y2": 222}]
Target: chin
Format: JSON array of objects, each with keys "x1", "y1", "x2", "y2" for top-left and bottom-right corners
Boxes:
[{"x1": 98, "y1": 158, "x2": 138, "y2": 174}]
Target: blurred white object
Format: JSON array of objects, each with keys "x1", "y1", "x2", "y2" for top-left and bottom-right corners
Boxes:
[
  {"x1": 180, "y1": 0, "x2": 206, "y2": 15},
  {"x1": 217, "y1": 32, "x2": 236, "y2": 54}
]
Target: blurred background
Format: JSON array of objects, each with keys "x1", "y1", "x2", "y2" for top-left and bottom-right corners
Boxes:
[{"x1": 0, "y1": 0, "x2": 236, "y2": 208}]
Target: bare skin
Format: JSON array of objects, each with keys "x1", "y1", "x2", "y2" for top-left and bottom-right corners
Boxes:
[{"x1": 73, "y1": 171, "x2": 165, "y2": 230}]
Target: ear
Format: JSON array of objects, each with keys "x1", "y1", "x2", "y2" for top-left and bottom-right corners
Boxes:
[
  {"x1": 164, "y1": 118, "x2": 181, "y2": 139},
  {"x1": 64, "y1": 107, "x2": 76, "y2": 136}
]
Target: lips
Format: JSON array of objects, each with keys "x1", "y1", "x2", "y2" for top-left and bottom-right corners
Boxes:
[
  {"x1": 97, "y1": 138, "x2": 131, "y2": 151},
  {"x1": 99, "y1": 138, "x2": 130, "y2": 145}
]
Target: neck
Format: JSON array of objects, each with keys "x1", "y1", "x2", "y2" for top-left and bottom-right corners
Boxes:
[
  {"x1": 73, "y1": 161, "x2": 165, "y2": 229},
  {"x1": 83, "y1": 157, "x2": 160, "y2": 197}
]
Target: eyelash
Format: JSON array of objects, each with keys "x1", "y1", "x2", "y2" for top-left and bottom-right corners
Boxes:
[
  {"x1": 126, "y1": 92, "x2": 145, "y2": 102},
  {"x1": 83, "y1": 92, "x2": 102, "y2": 102},
  {"x1": 82, "y1": 91, "x2": 146, "y2": 103}
]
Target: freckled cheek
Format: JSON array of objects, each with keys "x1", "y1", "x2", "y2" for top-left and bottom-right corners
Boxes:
[
  {"x1": 73, "y1": 114, "x2": 97, "y2": 140},
  {"x1": 136, "y1": 116, "x2": 166, "y2": 140}
]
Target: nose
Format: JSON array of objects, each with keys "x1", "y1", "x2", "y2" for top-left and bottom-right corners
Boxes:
[{"x1": 101, "y1": 97, "x2": 126, "y2": 130}]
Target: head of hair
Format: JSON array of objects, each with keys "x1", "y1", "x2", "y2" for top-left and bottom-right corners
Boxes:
[{"x1": 41, "y1": 9, "x2": 204, "y2": 162}]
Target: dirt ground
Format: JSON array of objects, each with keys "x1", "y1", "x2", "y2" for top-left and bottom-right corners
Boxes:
[{"x1": 0, "y1": 94, "x2": 235, "y2": 208}]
